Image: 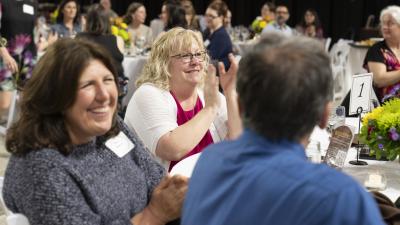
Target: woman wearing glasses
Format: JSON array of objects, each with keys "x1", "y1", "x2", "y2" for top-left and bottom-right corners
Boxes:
[
  {"x1": 203, "y1": 1, "x2": 233, "y2": 69},
  {"x1": 124, "y1": 27, "x2": 241, "y2": 171},
  {"x1": 364, "y1": 5, "x2": 400, "y2": 102}
]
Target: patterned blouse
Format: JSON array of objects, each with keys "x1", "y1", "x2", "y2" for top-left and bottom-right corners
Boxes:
[{"x1": 364, "y1": 40, "x2": 400, "y2": 102}]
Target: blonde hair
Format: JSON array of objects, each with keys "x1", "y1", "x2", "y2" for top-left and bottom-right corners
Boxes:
[{"x1": 136, "y1": 27, "x2": 208, "y2": 90}]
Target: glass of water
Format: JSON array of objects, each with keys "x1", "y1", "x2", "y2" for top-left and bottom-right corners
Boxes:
[
  {"x1": 306, "y1": 140, "x2": 321, "y2": 163},
  {"x1": 135, "y1": 36, "x2": 146, "y2": 55},
  {"x1": 327, "y1": 105, "x2": 346, "y2": 132}
]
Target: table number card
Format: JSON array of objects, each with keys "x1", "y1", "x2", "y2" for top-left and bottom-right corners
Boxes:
[
  {"x1": 324, "y1": 126, "x2": 354, "y2": 169},
  {"x1": 349, "y1": 73, "x2": 373, "y2": 115}
]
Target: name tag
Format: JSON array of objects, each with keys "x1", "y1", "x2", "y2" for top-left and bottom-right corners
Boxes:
[
  {"x1": 204, "y1": 40, "x2": 210, "y2": 47},
  {"x1": 23, "y1": 4, "x2": 34, "y2": 15},
  {"x1": 105, "y1": 132, "x2": 135, "y2": 157}
]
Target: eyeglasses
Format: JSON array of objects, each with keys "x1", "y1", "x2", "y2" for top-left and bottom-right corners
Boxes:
[
  {"x1": 276, "y1": 11, "x2": 289, "y2": 14},
  {"x1": 381, "y1": 21, "x2": 397, "y2": 28},
  {"x1": 171, "y1": 51, "x2": 207, "y2": 63},
  {"x1": 205, "y1": 14, "x2": 219, "y2": 20}
]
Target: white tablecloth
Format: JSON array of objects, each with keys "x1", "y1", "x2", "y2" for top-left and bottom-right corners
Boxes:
[
  {"x1": 343, "y1": 149, "x2": 400, "y2": 202},
  {"x1": 172, "y1": 124, "x2": 400, "y2": 202},
  {"x1": 311, "y1": 123, "x2": 400, "y2": 202},
  {"x1": 122, "y1": 56, "x2": 148, "y2": 107}
]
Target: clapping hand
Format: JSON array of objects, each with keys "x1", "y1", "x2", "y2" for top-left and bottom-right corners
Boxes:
[
  {"x1": 148, "y1": 175, "x2": 189, "y2": 223},
  {"x1": 204, "y1": 64, "x2": 221, "y2": 110},
  {"x1": 218, "y1": 53, "x2": 238, "y2": 96}
]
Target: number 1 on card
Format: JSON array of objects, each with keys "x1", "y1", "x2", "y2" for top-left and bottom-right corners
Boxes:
[{"x1": 349, "y1": 73, "x2": 373, "y2": 115}]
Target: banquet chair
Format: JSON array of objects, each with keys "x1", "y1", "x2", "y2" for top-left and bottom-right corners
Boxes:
[
  {"x1": 329, "y1": 39, "x2": 351, "y2": 103},
  {"x1": 324, "y1": 37, "x2": 332, "y2": 52},
  {"x1": 0, "y1": 177, "x2": 30, "y2": 225}
]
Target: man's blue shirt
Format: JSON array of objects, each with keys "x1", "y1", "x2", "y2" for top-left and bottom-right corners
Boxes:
[{"x1": 183, "y1": 130, "x2": 384, "y2": 225}]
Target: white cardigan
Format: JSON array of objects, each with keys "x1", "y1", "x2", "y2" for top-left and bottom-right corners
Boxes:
[{"x1": 124, "y1": 83, "x2": 228, "y2": 169}]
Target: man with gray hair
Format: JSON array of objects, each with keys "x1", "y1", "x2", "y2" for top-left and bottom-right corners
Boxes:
[{"x1": 182, "y1": 35, "x2": 384, "y2": 225}]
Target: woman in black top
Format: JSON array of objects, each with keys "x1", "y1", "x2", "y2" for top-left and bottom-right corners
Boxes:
[{"x1": 77, "y1": 4, "x2": 127, "y2": 110}]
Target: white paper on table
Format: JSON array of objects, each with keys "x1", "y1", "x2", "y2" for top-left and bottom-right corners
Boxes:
[
  {"x1": 169, "y1": 153, "x2": 201, "y2": 177},
  {"x1": 349, "y1": 73, "x2": 373, "y2": 115}
]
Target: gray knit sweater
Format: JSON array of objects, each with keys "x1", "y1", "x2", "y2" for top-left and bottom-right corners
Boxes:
[{"x1": 2, "y1": 120, "x2": 165, "y2": 225}]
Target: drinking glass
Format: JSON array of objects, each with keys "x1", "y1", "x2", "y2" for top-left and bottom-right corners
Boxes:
[
  {"x1": 327, "y1": 105, "x2": 346, "y2": 133},
  {"x1": 135, "y1": 36, "x2": 146, "y2": 55},
  {"x1": 306, "y1": 140, "x2": 321, "y2": 163}
]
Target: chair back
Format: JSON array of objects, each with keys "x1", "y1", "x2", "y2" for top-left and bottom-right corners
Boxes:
[
  {"x1": 324, "y1": 37, "x2": 332, "y2": 52},
  {"x1": 329, "y1": 39, "x2": 351, "y2": 103}
]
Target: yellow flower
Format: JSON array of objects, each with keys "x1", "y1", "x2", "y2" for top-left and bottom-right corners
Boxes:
[
  {"x1": 111, "y1": 25, "x2": 119, "y2": 36},
  {"x1": 259, "y1": 21, "x2": 267, "y2": 29},
  {"x1": 118, "y1": 30, "x2": 129, "y2": 42},
  {"x1": 120, "y1": 22, "x2": 128, "y2": 30}
]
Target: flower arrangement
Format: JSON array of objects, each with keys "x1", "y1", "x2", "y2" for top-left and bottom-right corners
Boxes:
[
  {"x1": 0, "y1": 34, "x2": 35, "y2": 90},
  {"x1": 382, "y1": 83, "x2": 400, "y2": 102},
  {"x1": 251, "y1": 16, "x2": 273, "y2": 34},
  {"x1": 110, "y1": 17, "x2": 130, "y2": 47},
  {"x1": 359, "y1": 98, "x2": 400, "y2": 160},
  {"x1": 50, "y1": 7, "x2": 59, "y2": 24}
]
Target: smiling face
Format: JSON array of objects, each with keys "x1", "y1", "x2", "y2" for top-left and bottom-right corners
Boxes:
[
  {"x1": 132, "y1": 6, "x2": 147, "y2": 24},
  {"x1": 168, "y1": 40, "x2": 205, "y2": 88},
  {"x1": 62, "y1": 1, "x2": 77, "y2": 21},
  {"x1": 64, "y1": 59, "x2": 118, "y2": 145}
]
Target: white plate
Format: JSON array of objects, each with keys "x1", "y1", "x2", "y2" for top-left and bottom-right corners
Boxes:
[{"x1": 169, "y1": 153, "x2": 201, "y2": 177}]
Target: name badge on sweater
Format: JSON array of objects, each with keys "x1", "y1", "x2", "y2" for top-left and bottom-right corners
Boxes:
[
  {"x1": 105, "y1": 132, "x2": 135, "y2": 157},
  {"x1": 204, "y1": 40, "x2": 210, "y2": 47},
  {"x1": 23, "y1": 4, "x2": 34, "y2": 15}
]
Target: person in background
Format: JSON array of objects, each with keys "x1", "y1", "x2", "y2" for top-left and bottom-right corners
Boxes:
[
  {"x1": 0, "y1": 0, "x2": 37, "y2": 122},
  {"x1": 251, "y1": 2, "x2": 275, "y2": 34},
  {"x1": 262, "y1": 5, "x2": 293, "y2": 36},
  {"x1": 203, "y1": 1, "x2": 233, "y2": 69},
  {"x1": 223, "y1": 9, "x2": 232, "y2": 30},
  {"x1": 124, "y1": 27, "x2": 242, "y2": 171},
  {"x1": 100, "y1": 0, "x2": 117, "y2": 19},
  {"x1": 180, "y1": 0, "x2": 200, "y2": 31},
  {"x1": 364, "y1": 5, "x2": 400, "y2": 102},
  {"x1": 183, "y1": 34, "x2": 385, "y2": 225},
  {"x1": 160, "y1": 0, "x2": 187, "y2": 32},
  {"x1": 3, "y1": 38, "x2": 187, "y2": 225},
  {"x1": 296, "y1": 9, "x2": 324, "y2": 39},
  {"x1": 76, "y1": 4, "x2": 127, "y2": 111},
  {"x1": 52, "y1": 0, "x2": 81, "y2": 38},
  {"x1": 124, "y1": 2, "x2": 153, "y2": 50}
]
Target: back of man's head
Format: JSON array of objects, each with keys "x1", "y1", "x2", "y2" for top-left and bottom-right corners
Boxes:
[{"x1": 237, "y1": 35, "x2": 333, "y2": 142}]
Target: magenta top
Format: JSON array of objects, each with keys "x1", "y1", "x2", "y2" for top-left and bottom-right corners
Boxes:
[{"x1": 169, "y1": 91, "x2": 214, "y2": 171}]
